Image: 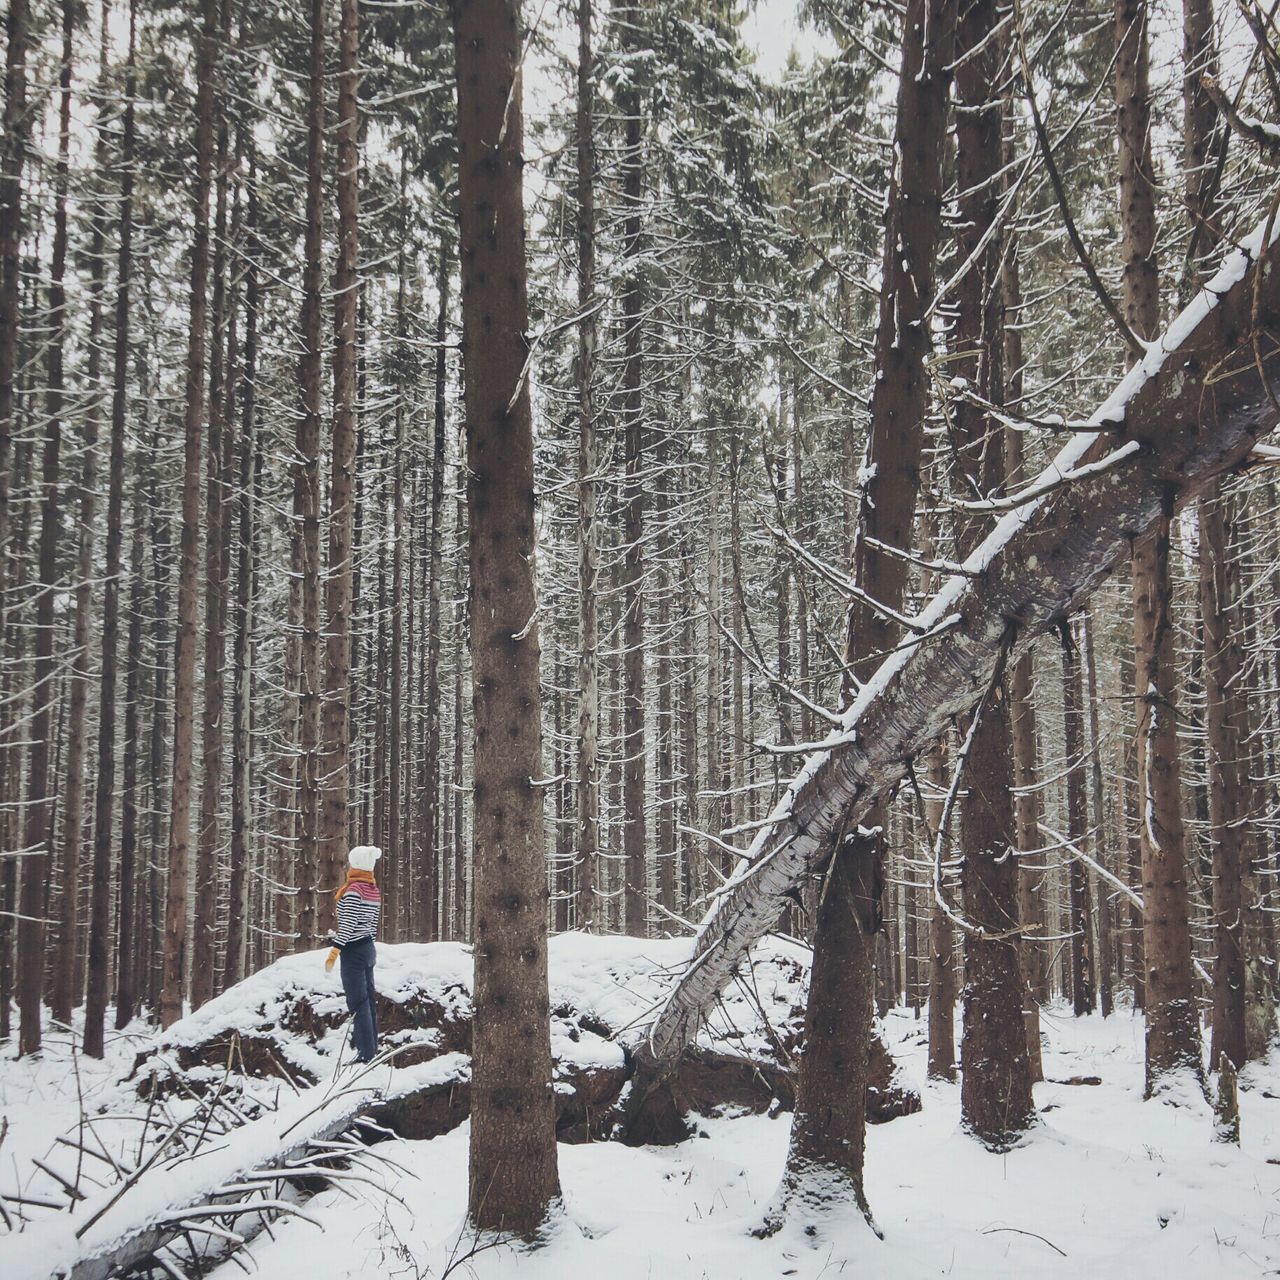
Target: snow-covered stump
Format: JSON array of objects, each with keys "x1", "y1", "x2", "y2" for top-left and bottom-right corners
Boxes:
[{"x1": 622, "y1": 214, "x2": 1280, "y2": 1109}]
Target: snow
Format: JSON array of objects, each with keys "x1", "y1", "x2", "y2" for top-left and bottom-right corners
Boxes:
[
  {"x1": 4, "y1": 979, "x2": 1280, "y2": 1277},
  {"x1": 131, "y1": 934, "x2": 810, "y2": 1076},
  {"x1": 166, "y1": 1008, "x2": 1280, "y2": 1278}
]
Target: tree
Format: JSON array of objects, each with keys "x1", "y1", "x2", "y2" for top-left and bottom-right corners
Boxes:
[
  {"x1": 161, "y1": 0, "x2": 221, "y2": 1029},
  {"x1": 453, "y1": 0, "x2": 561, "y2": 1235},
  {"x1": 772, "y1": 0, "x2": 956, "y2": 1226},
  {"x1": 320, "y1": 0, "x2": 362, "y2": 931},
  {"x1": 576, "y1": 0, "x2": 600, "y2": 933},
  {"x1": 628, "y1": 223, "x2": 1280, "y2": 1096},
  {"x1": 1116, "y1": 0, "x2": 1203, "y2": 1095}
]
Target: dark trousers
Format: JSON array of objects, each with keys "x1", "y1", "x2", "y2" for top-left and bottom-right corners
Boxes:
[{"x1": 339, "y1": 937, "x2": 378, "y2": 1062}]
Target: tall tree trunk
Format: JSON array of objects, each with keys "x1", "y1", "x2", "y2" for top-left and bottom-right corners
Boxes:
[
  {"x1": 925, "y1": 744, "x2": 956, "y2": 1078},
  {"x1": 294, "y1": 0, "x2": 325, "y2": 948},
  {"x1": 1117, "y1": 0, "x2": 1203, "y2": 1094},
  {"x1": 225, "y1": 150, "x2": 259, "y2": 990},
  {"x1": 423, "y1": 247, "x2": 449, "y2": 942},
  {"x1": 0, "y1": 1, "x2": 28, "y2": 806},
  {"x1": 84, "y1": 0, "x2": 137, "y2": 1053},
  {"x1": 455, "y1": 0, "x2": 560, "y2": 1233},
  {"x1": 160, "y1": 0, "x2": 219, "y2": 1028},
  {"x1": 118, "y1": 459, "x2": 147, "y2": 1027},
  {"x1": 1083, "y1": 612, "x2": 1115, "y2": 1017},
  {"x1": 1181, "y1": 0, "x2": 1247, "y2": 1071},
  {"x1": 576, "y1": 0, "x2": 599, "y2": 932},
  {"x1": 1004, "y1": 241, "x2": 1045, "y2": 1081},
  {"x1": 619, "y1": 0, "x2": 647, "y2": 938},
  {"x1": 193, "y1": 46, "x2": 232, "y2": 1009},
  {"x1": 952, "y1": 0, "x2": 1035, "y2": 1149},
  {"x1": 775, "y1": 0, "x2": 955, "y2": 1224},
  {"x1": 17, "y1": 0, "x2": 72, "y2": 1056},
  {"x1": 1062, "y1": 621, "x2": 1096, "y2": 1016},
  {"x1": 319, "y1": 0, "x2": 360, "y2": 931}
]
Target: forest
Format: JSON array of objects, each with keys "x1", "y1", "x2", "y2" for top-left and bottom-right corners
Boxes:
[{"x1": 2, "y1": 0, "x2": 1280, "y2": 1273}]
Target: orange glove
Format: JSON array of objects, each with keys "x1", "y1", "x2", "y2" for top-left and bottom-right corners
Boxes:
[{"x1": 325, "y1": 948, "x2": 339, "y2": 973}]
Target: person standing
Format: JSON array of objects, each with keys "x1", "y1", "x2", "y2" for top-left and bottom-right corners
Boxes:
[{"x1": 325, "y1": 844, "x2": 383, "y2": 1063}]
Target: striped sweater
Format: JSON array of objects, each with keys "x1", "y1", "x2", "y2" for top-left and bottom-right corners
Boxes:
[{"x1": 331, "y1": 880, "x2": 381, "y2": 949}]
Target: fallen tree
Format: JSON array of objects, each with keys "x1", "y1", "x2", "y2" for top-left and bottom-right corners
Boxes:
[{"x1": 627, "y1": 214, "x2": 1280, "y2": 1100}]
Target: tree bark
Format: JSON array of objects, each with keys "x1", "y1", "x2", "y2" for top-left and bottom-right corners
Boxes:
[
  {"x1": 576, "y1": 0, "x2": 599, "y2": 931},
  {"x1": 193, "y1": 47, "x2": 233, "y2": 1009},
  {"x1": 17, "y1": 0, "x2": 72, "y2": 1056},
  {"x1": 423, "y1": 246, "x2": 449, "y2": 941},
  {"x1": 619, "y1": 0, "x2": 648, "y2": 938},
  {"x1": 952, "y1": 0, "x2": 1035, "y2": 1149},
  {"x1": 454, "y1": 0, "x2": 561, "y2": 1234},
  {"x1": 293, "y1": 0, "x2": 325, "y2": 950},
  {"x1": 225, "y1": 149, "x2": 259, "y2": 990},
  {"x1": 774, "y1": 0, "x2": 955, "y2": 1222},
  {"x1": 1062, "y1": 621, "x2": 1096, "y2": 1016},
  {"x1": 319, "y1": 0, "x2": 361, "y2": 932},
  {"x1": 160, "y1": 0, "x2": 219, "y2": 1028},
  {"x1": 1117, "y1": 0, "x2": 1203, "y2": 1095}
]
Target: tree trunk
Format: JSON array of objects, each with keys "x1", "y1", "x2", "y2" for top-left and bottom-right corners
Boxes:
[
  {"x1": 1083, "y1": 611, "x2": 1115, "y2": 1017},
  {"x1": 193, "y1": 59, "x2": 232, "y2": 1010},
  {"x1": 17, "y1": 0, "x2": 72, "y2": 1057},
  {"x1": 160, "y1": 0, "x2": 219, "y2": 1028},
  {"x1": 319, "y1": 0, "x2": 360, "y2": 933},
  {"x1": 620, "y1": 0, "x2": 647, "y2": 938},
  {"x1": 1004, "y1": 241, "x2": 1046, "y2": 1079},
  {"x1": 952, "y1": 0, "x2": 1034, "y2": 1149},
  {"x1": 576, "y1": 0, "x2": 599, "y2": 931},
  {"x1": 225, "y1": 150, "x2": 259, "y2": 990},
  {"x1": 1062, "y1": 621, "x2": 1096, "y2": 1016},
  {"x1": 627, "y1": 222, "x2": 1280, "y2": 1094},
  {"x1": 925, "y1": 743, "x2": 957, "y2": 1079},
  {"x1": 293, "y1": 0, "x2": 325, "y2": 949},
  {"x1": 454, "y1": 0, "x2": 560, "y2": 1234},
  {"x1": 1117, "y1": 0, "x2": 1203, "y2": 1096},
  {"x1": 775, "y1": 0, "x2": 955, "y2": 1223},
  {"x1": 423, "y1": 246, "x2": 449, "y2": 942}
]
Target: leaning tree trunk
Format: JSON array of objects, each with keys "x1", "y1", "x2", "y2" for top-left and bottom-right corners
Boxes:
[
  {"x1": 771, "y1": 0, "x2": 955, "y2": 1226},
  {"x1": 1117, "y1": 0, "x2": 1203, "y2": 1096},
  {"x1": 623, "y1": 216, "x2": 1280, "y2": 1105},
  {"x1": 160, "y1": 0, "x2": 219, "y2": 1029},
  {"x1": 454, "y1": 0, "x2": 561, "y2": 1236}
]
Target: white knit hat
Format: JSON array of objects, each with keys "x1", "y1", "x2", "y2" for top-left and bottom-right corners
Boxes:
[{"x1": 348, "y1": 845, "x2": 382, "y2": 872}]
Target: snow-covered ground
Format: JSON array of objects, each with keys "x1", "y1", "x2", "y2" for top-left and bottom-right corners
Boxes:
[{"x1": 5, "y1": 992, "x2": 1278, "y2": 1279}]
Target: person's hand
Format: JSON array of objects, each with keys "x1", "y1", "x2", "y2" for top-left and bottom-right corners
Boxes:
[{"x1": 325, "y1": 948, "x2": 338, "y2": 973}]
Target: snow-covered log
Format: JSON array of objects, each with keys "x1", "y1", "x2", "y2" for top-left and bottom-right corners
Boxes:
[
  {"x1": 7, "y1": 1060, "x2": 452, "y2": 1280},
  {"x1": 633, "y1": 215, "x2": 1280, "y2": 1080}
]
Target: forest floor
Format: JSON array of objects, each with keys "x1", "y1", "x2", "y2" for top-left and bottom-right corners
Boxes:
[{"x1": 3, "y1": 996, "x2": 1280, "y2": 1278}]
